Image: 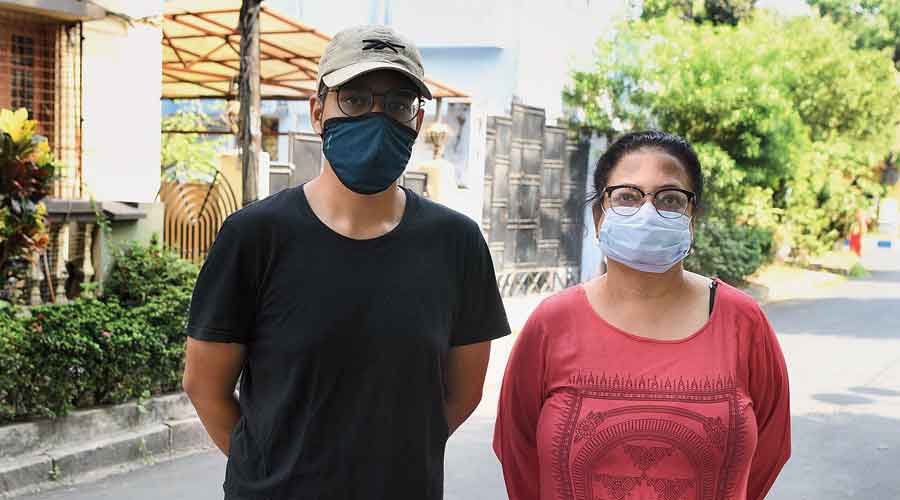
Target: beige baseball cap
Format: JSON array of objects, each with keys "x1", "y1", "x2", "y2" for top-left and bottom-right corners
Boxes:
[{"x1": 317, "y1": 25, "x2": 433, "y2": 100}]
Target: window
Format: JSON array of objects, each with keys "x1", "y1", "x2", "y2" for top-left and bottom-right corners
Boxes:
[
  {"x1": 0, "y1": 9, "x2": 82, "y2": 199},
  {"x1": 0, "y1": 11, "x2": 57, "y2": 143}
]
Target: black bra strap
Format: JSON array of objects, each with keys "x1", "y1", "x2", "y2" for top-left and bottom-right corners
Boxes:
[{"x1": 709, "y1": 280, "x2": 719, "y2": 316}]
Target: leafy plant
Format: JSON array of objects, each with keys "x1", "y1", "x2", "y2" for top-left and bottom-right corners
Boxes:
[
  {"x1": 0, "y1": 108, "x2": 57, "y2": 293},
  {"x1": 0, "y1": 239, "x2": 196, "y2": 424},
  {"x1": 104, "y1": 234, "x2": 198, "y2": 307},
  {"x1": 849, "y1": 261, "x2": 869, "y2": 278},
  {"x1": 686, "y1": 218, "x2": 774, "y2": 285}
]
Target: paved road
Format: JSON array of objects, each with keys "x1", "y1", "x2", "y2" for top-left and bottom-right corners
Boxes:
[
  {"x1": 763, "y1": 244, "x2": 900, "y2": 500},
  {"x1": 19, "y1": 244, "x2": 900, "y2": 500}
]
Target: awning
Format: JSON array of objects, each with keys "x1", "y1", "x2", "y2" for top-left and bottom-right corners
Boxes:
[{"x1": 162, "y1": 1, "x2": 468, "y2": 100}]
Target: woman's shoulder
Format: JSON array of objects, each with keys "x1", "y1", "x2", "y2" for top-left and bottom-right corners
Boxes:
[
  {"x1": 517, "y1": 285, "x2": 590, "y2": 338},
  {"x1": 531, "y1": 285, "x2": 589, "y2": 321},
  {"x1": 713, "y1": 278, "x2": 772, "y2": 332}
]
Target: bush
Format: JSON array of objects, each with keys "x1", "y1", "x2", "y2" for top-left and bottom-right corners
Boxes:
[
  {"x1": 0, "y1": 313, "x2": 26, "y2": 422},
  {"x1": 0, "y1": 239, "x2": 196, "y2": 424},
  {"x1": 686, "y1": 218, "x2": 774, "y2": 285},
  {"x1": 104, "y1": 234, "x2": 198, "y2": 306},
  {"x1": 21, "y1": 299, "x2": 125, "y2": 417}
]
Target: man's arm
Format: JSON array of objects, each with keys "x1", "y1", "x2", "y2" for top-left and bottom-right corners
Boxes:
[
  {"x1": 183, "y1": 338, "x2": 246, "y2": 455},
  {"x1": 445, "y1": 340, "x2": 492, "y2": 436}
]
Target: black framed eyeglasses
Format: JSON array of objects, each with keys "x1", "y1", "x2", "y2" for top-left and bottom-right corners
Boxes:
[
  {"x1": 604, "y1": 185, "x2": 696, "y2": 219},
  {"x1": 329, "y1": 86, "x2": 423, "y2": 123}
]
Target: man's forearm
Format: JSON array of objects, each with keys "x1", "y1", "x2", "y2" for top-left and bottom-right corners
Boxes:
[
  {"x1": 189, "y1": 393, "x2": 242, "y2": 455},
  {"x1": 445, "y1": 396, "x2": 480, "y2": 436}
]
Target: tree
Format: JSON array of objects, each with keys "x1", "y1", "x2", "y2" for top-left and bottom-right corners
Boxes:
[
  {"x1": 809, "y1": 0, "x2": 900, "y2": 68},
  {"x1": 640, "y1": 0, "x2": 758, "y2": 25},
  {"x1": 565, "y1": 12, "x2": 900, "y2": 277},
  {"x1": 160, "y1": 101, "x2": 229, "y2": 182},
  {"x1": 808, "y1": 0, "x2": 900, "y2": 218}
]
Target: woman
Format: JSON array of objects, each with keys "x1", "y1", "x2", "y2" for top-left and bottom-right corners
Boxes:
[{"x1": 494, "y1": 131, "x2": 790, "y2": 500}]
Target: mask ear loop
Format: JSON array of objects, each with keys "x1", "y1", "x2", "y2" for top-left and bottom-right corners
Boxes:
[{"x1": 685, "y1": 204, "x2": 696, "y2": 258}]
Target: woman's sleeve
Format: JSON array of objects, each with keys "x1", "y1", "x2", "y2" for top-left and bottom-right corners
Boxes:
[
  {"x1": 493, "y1": 309, "x2": 547, "y2": 500},
  {"x1": 747, "y1": 306, "x2": 791, "y2": 500}
]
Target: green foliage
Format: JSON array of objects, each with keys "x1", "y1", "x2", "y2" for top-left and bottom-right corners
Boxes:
[
  {"x1": 686, "y1": 218, "x2": 774, "y2": 285},
  {"x1": 0, "y1": 108, "x2": 57, "y2": 292},
  {"x1": 641, "y1": 0, "x2": 758, "y2": 25},
  {"x1": 0, "y1": 314, "x2": 26, "y2": 422},
  {"x1": 0, "y1": 240, "x2": 196, "y2": 424},
  {"x1": 161, "y1": 101, "x2": 229, "y2": 182},
  {"x1": 565, "y1": 12, "x2": 900, "y2": 280},
  {"x1": 104, "y1": 234, "x2": 198, "y2": 307},
  {"x1": 849, "y1": 260, "x2": 869, "y2": 278},
  {"x1": 810, "y1": 0, "x2": 900, "y2": 67}
]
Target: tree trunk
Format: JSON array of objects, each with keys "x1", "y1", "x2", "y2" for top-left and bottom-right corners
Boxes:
[{"x1": 239, "y1": 0, "x2": 262, "y2": 206}]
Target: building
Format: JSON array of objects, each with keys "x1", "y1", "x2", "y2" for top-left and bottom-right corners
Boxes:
[{"x1": 1, "y1": 0, "x2": 165, "y2": 304}]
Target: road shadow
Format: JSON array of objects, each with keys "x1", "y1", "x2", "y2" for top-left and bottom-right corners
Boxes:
[
  {"x1": 812, "y1": 393, "x2": 876, "y2": 405},
  {"x1": 764, "y1": 298, "x2": 900, "y2": 339},
  {"x1": 865, "y1": 270, "x2": 900, "y2": 282},
  {"x1": 769, "y1": 412, "x2": 900, "y2": 500},
  {"x1": 849, "y1": 386, "x2": 900, "y2": 397}
]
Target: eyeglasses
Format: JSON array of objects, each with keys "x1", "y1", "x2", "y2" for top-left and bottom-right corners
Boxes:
[
  {"x1": 329, "y1": 87, "x2": 423, "y2": 123},
  {"x1": 604, "y1": 185, "x2": 696, "y2": 219}
]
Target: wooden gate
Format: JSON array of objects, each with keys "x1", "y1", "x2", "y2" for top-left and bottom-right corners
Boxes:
[{"x1": 483, "y1": 104, "x2": 589, "y2": 296}]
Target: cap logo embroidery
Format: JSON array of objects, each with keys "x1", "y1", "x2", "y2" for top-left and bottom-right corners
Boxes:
[{"x1": 362, "y1": 39, "x2": 405, "y2": 53}]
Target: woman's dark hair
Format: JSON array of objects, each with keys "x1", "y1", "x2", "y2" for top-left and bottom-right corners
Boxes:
[{"x1": 588, "y1": 131, "x2": 704, "y2": 210}]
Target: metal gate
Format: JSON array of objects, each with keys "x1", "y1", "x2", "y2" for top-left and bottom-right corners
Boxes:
[
  {"x1": 158, "y1": 169, "x2": 240, "y2": 263},
  {"x1": 483, "y1": 103, "x2": 589, "y2": 296}
]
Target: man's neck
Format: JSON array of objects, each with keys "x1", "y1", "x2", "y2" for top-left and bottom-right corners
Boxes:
[{"x1": 303, "y1": 163, "x2": 407, "y2": 240}]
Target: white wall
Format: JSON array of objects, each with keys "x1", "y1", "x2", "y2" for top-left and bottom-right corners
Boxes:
[
  {"x1": 81, "y1": 3, "x2": 163, "y2": 203},
  {"x1": 267, "y1": 0, "x2": 626, "y2": 123},
  {"x1": 513, "y1": 0, "x2": 627, "y2": 124},
  {"x1": 581, "y1": 132, "x2": 607, "y2": 283}
]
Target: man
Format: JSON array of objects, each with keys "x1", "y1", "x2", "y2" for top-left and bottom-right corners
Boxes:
[{"x1": 182, "y1": 25, "x2": 510, "y2": 500}]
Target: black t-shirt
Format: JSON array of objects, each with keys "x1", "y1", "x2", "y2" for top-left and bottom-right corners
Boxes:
[{"x1": 186, "y1": 185, "x2": 511, "y2": 500}]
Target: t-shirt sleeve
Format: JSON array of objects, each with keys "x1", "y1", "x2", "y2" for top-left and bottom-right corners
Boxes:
[
  {"x1": 746, "y1": 306, "x2": 791, "y2": 500},
  {"x1": 186, "y1": 220, "x2": 258, "y2": 343},
  {"x1": 449, "y1": 219, "x2": 511, "y2": 346},
  {"x1": 493, "y1": 308, "x2": 545, "y2": 500}
]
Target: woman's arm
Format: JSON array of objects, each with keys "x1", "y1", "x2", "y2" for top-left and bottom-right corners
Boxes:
[
  {"x1": 183, "y1": 338, "x2": 246, "y2": 456},
  {"x1": 493, "y1": 313, "x2": 546, "y2": 500},
  {"x1": 747, "y1": 307, "x2": 792, "y2": 499}
]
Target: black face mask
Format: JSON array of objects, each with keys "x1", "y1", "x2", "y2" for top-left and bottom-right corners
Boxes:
[{"x1": 321, "y1": 113, "x2": 417, "y2": 195}]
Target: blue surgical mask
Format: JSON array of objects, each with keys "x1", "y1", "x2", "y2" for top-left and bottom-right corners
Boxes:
[
  {"x1": 322, "y1": 113, "x2": 417, "y2": 195},
  {"x1": 598, "y1": 202, "x2": 693, "y2": 273}
]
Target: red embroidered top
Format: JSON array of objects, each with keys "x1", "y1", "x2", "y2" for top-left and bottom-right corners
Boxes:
[{"x1": 493, "y1": 282, "x2": 790, "y2": 500}]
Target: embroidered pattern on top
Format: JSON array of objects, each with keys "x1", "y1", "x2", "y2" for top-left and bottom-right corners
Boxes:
[{"x1": 551, "y1": 373, "x2": 747, "y2": 500}]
